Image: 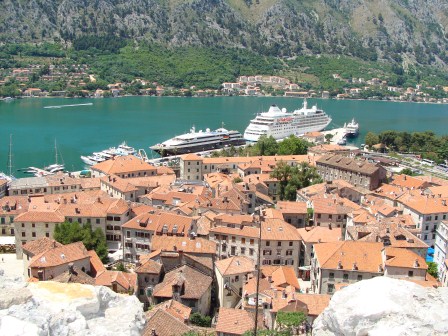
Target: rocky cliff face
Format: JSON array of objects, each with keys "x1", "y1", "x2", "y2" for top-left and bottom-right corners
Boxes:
[
  {"x1": 313, "y1": 277, "x2": 448, "y2": 336},
  {"x1": 1, "y1": 0, "x2": 448, "y2": 67},
  {"x1": 0, "y1": 275, "x2": 145, "y2": 336}
]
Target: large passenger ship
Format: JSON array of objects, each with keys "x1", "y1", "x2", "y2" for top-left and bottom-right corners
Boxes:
[
  {"x1": 150, "y1": 126, "x2": 246, "y2": 156},
  {"x1": 244, "y1": 100, "x2": 332, "y2": 142}
]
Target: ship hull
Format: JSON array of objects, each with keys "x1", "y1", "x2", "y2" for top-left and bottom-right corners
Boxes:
[{"x1": 151, "y1": 138, "x2": 247, "y2": 156}]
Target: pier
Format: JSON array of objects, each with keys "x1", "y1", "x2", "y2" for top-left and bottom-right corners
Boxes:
[{"x1": 321, "y1": 127, "x2": 358, "y2": 149}]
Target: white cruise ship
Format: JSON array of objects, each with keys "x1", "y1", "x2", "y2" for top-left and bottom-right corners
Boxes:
[
  {"x1": 244, "y1": 99, "x2": 332, "y2": 142},
  {"x1": 150, "y1": 126, "x2": 246, "y2": 156}
]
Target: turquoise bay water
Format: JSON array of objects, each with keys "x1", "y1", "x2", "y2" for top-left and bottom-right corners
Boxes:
[{"x1": 0, "y1": 96, "x2": 447, "y2": 175}]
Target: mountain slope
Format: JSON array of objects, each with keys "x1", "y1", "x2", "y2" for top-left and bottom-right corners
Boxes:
[{"x1": 1, "y1": 0, "x2": 448, "y2": 68}]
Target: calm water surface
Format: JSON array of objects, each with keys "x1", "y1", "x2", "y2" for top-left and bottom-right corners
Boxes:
[{"x1": 0, "y1": 96, "x2": 447, "y2": 175}]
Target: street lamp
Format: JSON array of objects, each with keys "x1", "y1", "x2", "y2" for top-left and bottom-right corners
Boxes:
[{"x1": 253, "y1": 206, "x2": 264, "y2": 336}]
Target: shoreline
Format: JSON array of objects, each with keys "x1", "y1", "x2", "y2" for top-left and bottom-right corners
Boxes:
[{"x1": 4, "y1": 94, "x2": 448, "y2": 106}]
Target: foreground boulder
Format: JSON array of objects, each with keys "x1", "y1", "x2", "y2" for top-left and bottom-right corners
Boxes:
[
  {"x1": 0, "y1": 276, "x2": 145, "y2": 336},
  {"x1": 313, "y1": 277, "x2": 448, "y2": 336}
]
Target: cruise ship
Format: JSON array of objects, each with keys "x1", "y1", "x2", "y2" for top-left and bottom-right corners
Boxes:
[
  {"x1": 243, "y1": 99, "x2": 332, "y2": 142},
  {"x1": 150, "y1": 126, "x2": 246, "y2": 156}
]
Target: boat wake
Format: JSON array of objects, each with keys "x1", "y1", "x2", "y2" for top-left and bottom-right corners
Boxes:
[{"x1": 44, "y1": 103, "x2": 93, "y2": 109}]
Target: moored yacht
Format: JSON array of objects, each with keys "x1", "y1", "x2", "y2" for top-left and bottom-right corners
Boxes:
[
  {"x1": 150, "y1": 126, "x2": 246, "y2": 156},
  {"x1": 344, "y1": 118, "x2": 360, "y2": 138},
  {"x1": 244, "y1": 99, "x2": 332, "y2": 142}
]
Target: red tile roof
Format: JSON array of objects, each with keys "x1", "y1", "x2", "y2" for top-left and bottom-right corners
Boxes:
[
  {"x1": 29, "y1": 241, "x2": 90, "y2": 268},
  {"x1": 215, "y1": 256, "x2": 255, "y2": 276},
  {"x1": 216, "y1": 308, "x2": 255, "y2": 335}
]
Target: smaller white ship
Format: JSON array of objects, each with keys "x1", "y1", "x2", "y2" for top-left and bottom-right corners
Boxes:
[
  {"x1": 80, "y1": 142, "x2": 137, "y2": 166},
  {"x1": 344, "y1": 118, "x2": 359, "y2": 138}
]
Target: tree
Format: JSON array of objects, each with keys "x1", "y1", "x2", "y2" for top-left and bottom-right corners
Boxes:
[
  {"x1": 325, "y1": 134, "x2": 333, "y2": 144},
  {"x1": 365, "y1": 132, "x2": 379, "y2": 148},
  {"x1": 116, "y1": 262, "x2": 128, "y2": 272},
  {"x1": 54, "y1": 221, "x2": 109, "y2": 263},
  {"x1": 254, "y1": 135, "x2": 278, "y2": 156},
  {"x1": 276, "y1": 311, "x2": 307, "y2": 334},
  {"x1": 277, "y1": 135, "x2": 309, "y2": 155},
  {"x1": 189, "y1": 312, "x2": 212, "y2": 327},
  {"x1": 400, "y1": 168, "x2": 416, "y2": 176},
  {"x1": 427, "y1": 261, "x2": 438, "y2": 279},
  {"x1": 271, "y1": 161, "x2": 322, "y2": 201}
]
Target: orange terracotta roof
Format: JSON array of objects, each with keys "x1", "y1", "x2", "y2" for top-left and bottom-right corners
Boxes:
[
  {"x1": 215, "y1": 256, "x2": 255, "y2": 276},
  {"x1": 313, "y1": 241, "x2": 383, "y2": 273},
  {"x1": 148, "y1": 299, "x2": 192, "y2": 322},
  {"x1": 261, "y1": 219, "x2": 302, "y2": 241},
  {"x1": 29, "y1": 241, "x2": 90, "y2": 268},
  {"x1": 15, "y1": 209, "x2": 65, "y2": 223},
  {"x1": 270, "y1": 266, "x2": 300, "y2": 290},
  {"x1": 297, "y1": 226, "x2": 342, "y2": 243},
  {"x1": 402, "y1": 194, "x2": 448, "y2": 215},
  {"x1": 390, "y1": 174, "x2": 429, "y2": 189},
  {"x1": 294, "y1": 294, "x2": 331, "y2": 316},
  {"x1": 216, "y1": 307, "x2": 255, "y2": 335},
  {"x1": 135, "y1": 259, "x2": 163, "y2": 274},
  {"x1": 95, "y1": 270, "x2": 137, "y2": 290},
  {"x1": 427, "y1": 185, "x2": 448, "y2": 198},
  {"x1": 276, "y1": 201, "x2": 308, "y2": 214},
  {"x1": 87, "y1": 250, "x2": 106, "y2": 276},
  {"x1": 316, "y1": 154, "x2": 381, "y2": 175},
  {"x1": 153, "y1": 265, "x2": 212, "y2": 300},
  {"x1": 150, "y1": 235, "x2": 216, "y2": 255},
  {"x1": 22, "y1": 237, "x2": 62, "y2": 256},
  {"x1": 143, "y1": 309, "x2": 192, "y2": 336},
  {"x1": 383, "y1": 247, "x2": 427, "y2": 269},
  {"x1": 91, "y1": 155, "x2": 157, "y2": 175}
]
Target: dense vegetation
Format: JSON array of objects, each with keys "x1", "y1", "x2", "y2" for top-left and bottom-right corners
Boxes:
[
  {"x1": 53, "y1": 221, "x2": 109, "y2": 263},
  {"x1": 271, "y1": 161, "x2": 322, "y2": 201},
  {"x1": 211, "y1": 135, "x2": 311, "y2": 158},
  {"x1": 365, "y1": 130, "x2": 448, "y2": 163},
  {"x1": 2, "y1": 39, "x2": 448, "y2": 96}
]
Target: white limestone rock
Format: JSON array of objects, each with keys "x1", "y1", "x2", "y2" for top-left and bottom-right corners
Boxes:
[
  {"x1": 0, "y1": 275, "x2": 145, "y2": 336},
  {"x1": 313, "y1": 277, "x2": 448, "y2": 336}
]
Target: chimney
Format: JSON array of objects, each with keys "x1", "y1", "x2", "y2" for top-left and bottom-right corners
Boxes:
[
  {"x1": 378, "y1": 264, "x2": 383, "y2": 273},
  {"x1": 53, "y1": 241, "x2": 57, "y2": 248},
  {"x1": 443, "y1": 200, "x2": 447, "y2": 206},
  {"x1": 282, "y1": 290, "x2": 287, "y2": 299},
  {"x1": 329, "y1": 223, "x2": 332, "y2": 230},
  {"x1": 337, "y1": 260, "x2": 342, "y2": 269},
  {"x1": 151, "y1": 329, "x2": 157, "y2": 336},
  {"x1": 68, "y1": 262, "x2": 74, "y2": 274},
  {"x1": 413, "y1": 259, "x2": 419, "y2": 268},
  {"x1": 352, "y1": 262, "x2": 358, "y2": 270},
  {"x1": 268, "y1": 275, "x2": 273, "y2": 283}
]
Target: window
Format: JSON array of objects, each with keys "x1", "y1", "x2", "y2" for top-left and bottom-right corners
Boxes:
[
  {"x1": 21, "y1": 223, "x2": 25, "y2": 228},
  {"x1": 242, "y1": 238, "x2": 246, "y2": 244},
  {"x1": 426, "y1": 216, "x2": 432, "y2": 221},
  {"x1": 45, "y1": 232, "x2": 49, "y2": 237},
  {"x1": 317, "y1": 214, "x2": 321, "y2": 219},
  {"x1": 435, "y1": 215, "x2": 438, "y2": 220},
  {"x1": 357, "y1": 275, "x2": 363, "y2": 281},
  {"x1": 327, "y1": 284, "x2": 334, "y2": 293},
  {"x1": 32, "y1": 223, "x2": 35, "y2": 228},
  {"x1": 263, "y1": 250, "x2": 271, "y2": 255},
  {"x1": 96, "y1": 219, "x2": 100, "y2": 224},
  {"x1": 235, "y1": 275, "x2": 239, "y2": 282},
  {"x1": 32, "y1": 232, "x2": 36, "y2": 237},
  {"x1": 241, "y1": 247, "x2": 246, "y2": 254},
  {"x1": 277, "y1": 241, "x2": 281, "y2": 247},
  {"x1": 343, "y1": 273, "x2": 349, "y2": 282},
  {"x1": 232, "y1": 236, "x2": 236, "y2": 243},
  {"x1": 329, "y1": 214, "x2": 332, "y2": 219},
  {"x1": 329, "y1": 272, "x2": 334, "y2": 279},
  {"x1": 21, "y1": 232, "x2": 25, "y2": 237},
  {"x1": 408, "y1": 270, "x2": 414, "y2": 277},
  {"x1": 250, "y1": 239, "x2": 254, "y2": 245},
  {"x1": 45, "y1": 224, "x2": 48, "y2": 228},
  {"x1": 249, "y1": 248, "x2": 254, "y2": 256},
  {"x1": 289, "y1": 241, "x2": 293, "y2": 247},
  {"x1": 266, "y1": 241, "x2": 270, "y2": 247},
  {"x1": 286, "y1": 250, "x2": 293, "y2": 256}
]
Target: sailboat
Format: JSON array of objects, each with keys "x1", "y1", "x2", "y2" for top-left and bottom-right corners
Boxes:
[
  {"x1": 0, "y1": 134, "x2": 15, "y2": 183},
  {"x1": 43, "y1": 139, "x2": 65, "y2": 173}
]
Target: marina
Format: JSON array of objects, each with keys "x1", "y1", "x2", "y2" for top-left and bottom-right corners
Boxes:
[{"x1": 1, "y1": 96, "x2": 448, "y2": 176}]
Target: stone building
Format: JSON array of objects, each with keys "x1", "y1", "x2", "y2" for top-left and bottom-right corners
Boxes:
[{"x1": 316, "y1": 154, "x2": 387, "y2": 191}]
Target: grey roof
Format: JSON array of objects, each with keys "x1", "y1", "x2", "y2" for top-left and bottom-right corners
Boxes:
[
  {"x1": 10, "y1": 176, "x2": 48, "y2": 189},
  {"x1": 316, "y1": 154, "x2": 382, "y2": 175}
]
